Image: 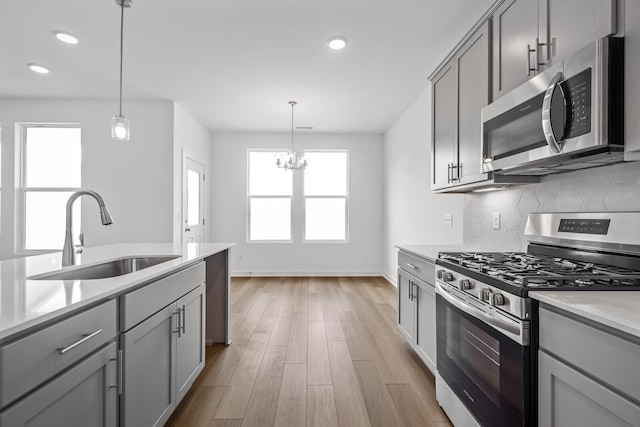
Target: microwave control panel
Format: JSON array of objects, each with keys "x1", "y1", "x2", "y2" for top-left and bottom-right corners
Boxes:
[{"x1": 562, "y1": 68, "x2": 592, "y2": 139}]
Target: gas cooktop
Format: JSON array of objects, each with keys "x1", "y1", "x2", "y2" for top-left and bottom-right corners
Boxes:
[{"x1": 438, "y1": 251, "x2": 640, "y2": 291}]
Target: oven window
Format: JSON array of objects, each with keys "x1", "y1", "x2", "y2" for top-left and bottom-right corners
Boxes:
[
  {"x1": 437, "y1": 294, "x2": 530, "y2": 427},
  {"x1": 484, "y1": 92, "x2": 547, "y2": 159},
  {"x1": 447, "y1": 311, "x2": 501, "y2": 406}
]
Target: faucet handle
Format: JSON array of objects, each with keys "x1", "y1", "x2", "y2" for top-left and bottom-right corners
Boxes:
[{"x1": 75, "y1": 233, "x2": 85, "y2": 254}]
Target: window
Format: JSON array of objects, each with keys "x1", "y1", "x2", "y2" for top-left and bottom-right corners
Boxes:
[
  {"x1": 21, "y1": 125, "x2": 81, "y2": 251},
  {"x1": 304, "y1": 151, "x2": 348, "y2": 241},
  {"x1": 248, "y1": 151, "x2": 292, "y2": 241},
  {"x1": 247, "y1": 149, "x2": 348, "y2": 243}
]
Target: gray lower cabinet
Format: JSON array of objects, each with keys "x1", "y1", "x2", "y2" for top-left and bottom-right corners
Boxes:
[
  {"x1": 397, "y1": 269, "x2": 416, "y2": 343},
  {"x1": 538, "y1": 305, "x2": 640, "y2": 426},
  {"x1": 121, "y1": 283, "x2": 205, "y2": 427},
  {"x1": 538, "y1": 351, "x2": 640, "y2": 427},
  {"x1": 176, "y1": 284, "x2": 206, "y2": 403},
  {"x1": 397, "y1": 250, "x2": 437, "y2": 374},
  {"x1": 0, "y1": 342, "x2": 117, "y2": 427}
]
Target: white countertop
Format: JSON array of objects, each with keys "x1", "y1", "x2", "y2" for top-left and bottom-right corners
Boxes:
[
  {"x1": 530, "y1": 291, "x2": 640, "y2": 340},
  {"x1": 0, "y1": 243, "x2": 234, "y2": 343}
]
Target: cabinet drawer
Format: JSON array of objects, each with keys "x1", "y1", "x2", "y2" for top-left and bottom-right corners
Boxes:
[
  {"x1": 539, "y1": 306, "x2": 640, "y2": 402},
  {"x1": 398, "y1": 251, "x2": 435, "y2": 285},
  {"x1": 0, "y1": 299, "x2": 117, "y2": 408},
  {"x1": 121, "y1": 262, "x2": 205, "y2": 331}
]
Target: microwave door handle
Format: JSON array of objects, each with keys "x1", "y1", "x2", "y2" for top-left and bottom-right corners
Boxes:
[{"x1": 541, "y1": 71, "x2": 565, "y2": 154}]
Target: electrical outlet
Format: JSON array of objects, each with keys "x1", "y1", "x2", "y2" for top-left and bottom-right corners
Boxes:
[
  {"x1": 492, "y1": 212, "x2": 501, "y2": 230},
  {"x1": 443, "y1": 213, "x2": 453, "y2": 227}
]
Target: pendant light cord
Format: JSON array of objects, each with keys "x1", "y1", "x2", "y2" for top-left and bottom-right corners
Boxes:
[
  {"x1": 291, "y1": 102, "x2": 294, "y2": 151},
  {"x1": 118, "y1": 1, "x2": 125, "y2": 116}
]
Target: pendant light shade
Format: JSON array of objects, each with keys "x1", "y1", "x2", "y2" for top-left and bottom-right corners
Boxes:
[{"x1": 111, "y1": 0, "x2": 132, "y2": 141}]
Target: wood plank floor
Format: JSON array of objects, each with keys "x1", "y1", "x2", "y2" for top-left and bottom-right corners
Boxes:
[{"x1": 166, "y1": 276, "x2": 452, "y2": 427}]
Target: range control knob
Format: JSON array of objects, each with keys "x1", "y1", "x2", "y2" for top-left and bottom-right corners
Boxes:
[
  {"x1": 480, "y1": 288, "x2": 492, "y2": 301},
  {"x1": 436, "y1": 270, "x2": 445, "y2": 280},
  {"x1": 491, "y1": 293, "x2": 506, "y2": 306},
  {"x1": 459, "y1": 279, "x2": 473, "y2": 291},
  {"x1": 443, "y1": 272, "x2": 455, "y2": 282}
]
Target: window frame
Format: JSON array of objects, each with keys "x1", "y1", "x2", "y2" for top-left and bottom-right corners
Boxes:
[
  {"x1": 303, "y1": 149, "x2": 349, "y2": 244},
  {"x1": 17, "y1": 123, "x2": 82, "y2": 255},
  {"x1": 246, "y1": 149, "x2": 293, "y2": 243}
]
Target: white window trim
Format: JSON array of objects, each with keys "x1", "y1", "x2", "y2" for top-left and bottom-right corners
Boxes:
[
  {"x1": 246, "y1": 149, "x2": 293, "y2": 243},
  {"x1": 17, "y1": 123, "x2": 82, "y2": 255},
  {"x1": 302, "y1": 149, "x2": 349, "y2": 243}
]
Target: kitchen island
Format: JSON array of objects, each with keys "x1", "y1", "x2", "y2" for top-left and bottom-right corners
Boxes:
[{"x1": 0, "y1": 242, "x2": 234, "y2": 426}]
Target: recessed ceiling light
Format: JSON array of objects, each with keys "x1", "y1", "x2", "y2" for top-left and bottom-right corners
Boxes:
[
  {"x1": 54, "y1": 31, "x2": 79, "y2": 45},
  {"x1": 28, "y1": 63, "x2": 50, "y2": 74},
  {"x1": 327, "y1": 36, "x2": 348, "y2": 50}
]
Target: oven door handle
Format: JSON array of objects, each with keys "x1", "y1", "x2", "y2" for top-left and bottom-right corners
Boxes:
[
  {"x1": 436, "y1": 282, "x2": 521, "y2": 338},
  {"x1": 541, "y1": 71, "x2": 565, "y2": 154}
]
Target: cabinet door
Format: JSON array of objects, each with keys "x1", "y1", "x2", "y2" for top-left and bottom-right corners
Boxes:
[
  {"x1": 538, "y1": 351, "x2": 640, "y2": 427},
  {"x1": 176, "y1": 283, "x2": 206, "y2": 404},
  {"x1": 414, "y1": 280, "x2": 437, "y2": 375},
  {"x1": 540, "y1": 0, "x2": 616, "y2": 64},
  {"x1": 456, "y1": 21, "x2": 491, "y2": 184},
  {"x1": 0, "y1": 342, "x2": 117, "y2": 427},
  {"x1": 397, "y1": 270, "x2": 415, "y2": 344},
  {"x1": 431, "y1": 60, "x2": 456, "y2": 189},
  {"x1": 492, "y1": 0, "x2": 539, "y2": 100},
  {"x1": 121, "y1": 304, "x2": 178, "y2": 427}
]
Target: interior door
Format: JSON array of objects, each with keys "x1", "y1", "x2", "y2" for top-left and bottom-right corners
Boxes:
[{"x1": 182, "y1": 157, "x2": 205, "y2": 243}]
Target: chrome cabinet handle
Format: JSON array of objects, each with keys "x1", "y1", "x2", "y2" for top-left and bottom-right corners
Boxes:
[
  {"x1": 408, "y1": 280, "x2": 413, "y2": 301},
  {"x1": 412, "y1": 282, "x2": 418, "y2": 302},
  {"x1": 527, "y1": 44, "x2": 536, "y2": 76},
  {"x1": 185, "y1": 228, "x2": 191, "y2": 232},
  {"x1": 57, "y1": 329, "x2": 103, "y2": 355},
  {"x1": 542, "y1": 71, "x2": 565, "y2": 154},
  {"x1": 118, "y1": 349, "x2": 123, "y2": 395},
  {"x1": 447, "y1": 163, "x2": 451, "y2": 183},
  {"x1": 406, "y1": 263, "x2": 417, "y2": 269},
  {"x1": 181, "y1": 304, "x2": 186, "y2": 334},
  {"x1": 174, "y1": 308, "x2": 182, "y2": 337}
]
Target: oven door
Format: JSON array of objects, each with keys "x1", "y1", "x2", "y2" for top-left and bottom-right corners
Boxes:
[{"x1": 436, "y1": 283, "x2": 531, "y2": 427}]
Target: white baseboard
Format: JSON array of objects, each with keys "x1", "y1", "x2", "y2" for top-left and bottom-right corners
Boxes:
[
  {"x1": 382, "y1": 271, "x2": 397, "y2": 287},
  {"x1": 231, "y1": 270, "x2": 384, "y2": 277}
]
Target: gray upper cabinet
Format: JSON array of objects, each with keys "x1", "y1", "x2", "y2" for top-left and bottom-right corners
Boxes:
[
  {"x1": 431, "y1": 21, "x2": 491, "y2": 191},
  {"x1": 492, "y1": 0, "x2": 539, "y2": 100},
  {"x1": 456, "y1": 21, "x2": 492, "y2": 184},
  {"x1": 541, "y1": 0, "x2": 616, "y2": 65},
  {"x1": 432, "y1": 61, "x2": 456, "y2": 189},
  {"x1": 493, "y1": 0, "x2": 616, "y2": 100}
]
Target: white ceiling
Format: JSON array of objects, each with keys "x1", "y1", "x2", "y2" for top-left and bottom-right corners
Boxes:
[{"x1": 1, "y1": 0, "x2": 494, "y2": 133}]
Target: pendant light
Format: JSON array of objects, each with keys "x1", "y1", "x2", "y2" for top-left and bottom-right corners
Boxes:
[
  {"x1": 275, "y1": 101, "x2": 307, "y2": 171},
  {"x1": 111, "y1": 0, "x2": 132, "y2": 141}
]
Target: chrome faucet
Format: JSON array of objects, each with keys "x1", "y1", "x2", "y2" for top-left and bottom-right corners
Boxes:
[{"x1": 62, "y1": 190, "x2": 114, "y2": 266}]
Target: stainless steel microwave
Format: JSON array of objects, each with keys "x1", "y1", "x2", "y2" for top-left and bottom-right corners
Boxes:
[{"x1": 481, "y1": 37, "x2": 624, "y2": 176}]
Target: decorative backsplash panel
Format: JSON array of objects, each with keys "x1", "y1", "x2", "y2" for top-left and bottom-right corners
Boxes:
[{"x1": 463, "y1": 161, "x2": 640, "y2": 251}]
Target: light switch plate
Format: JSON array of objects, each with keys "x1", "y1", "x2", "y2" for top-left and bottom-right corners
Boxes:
[
  {"x1": 492, "y1": 212, "x2": 500, "y2": 230},
  {"x1": 443, "y1": 213, "x2": 453, "y2": 227}
]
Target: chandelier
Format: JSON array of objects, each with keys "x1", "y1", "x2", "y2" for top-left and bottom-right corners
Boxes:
[{"x1": 276, "y1": 101, "x2": 307, "y2": 171}]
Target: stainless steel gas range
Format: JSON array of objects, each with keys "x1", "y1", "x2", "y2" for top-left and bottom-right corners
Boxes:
[{"x1": 434, "y1": 212, "x2": 640, "y2": 427}]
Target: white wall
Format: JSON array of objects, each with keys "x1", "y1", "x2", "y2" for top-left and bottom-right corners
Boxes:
[
  {"x1": 382, "y1": 88, "x2": 464, "y2": 284},
  {"x1": 172, "y1": 103, "x2": 212, "y2": 244},
  {"x1": 0, "y1": 99, "x2": 175, "y2": 259},
  {"x1": 210, "y1": 132, "x2": 384, "y2": 275}
]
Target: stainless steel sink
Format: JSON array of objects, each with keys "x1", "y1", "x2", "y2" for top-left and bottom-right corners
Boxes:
[{"x1": 31, "y1": 255, "x2": 181, "y2": 280}]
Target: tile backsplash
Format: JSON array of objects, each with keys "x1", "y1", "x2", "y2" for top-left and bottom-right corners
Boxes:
[{"x1": 463, "y1": 161, "x2": 640, "y2": 251}]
